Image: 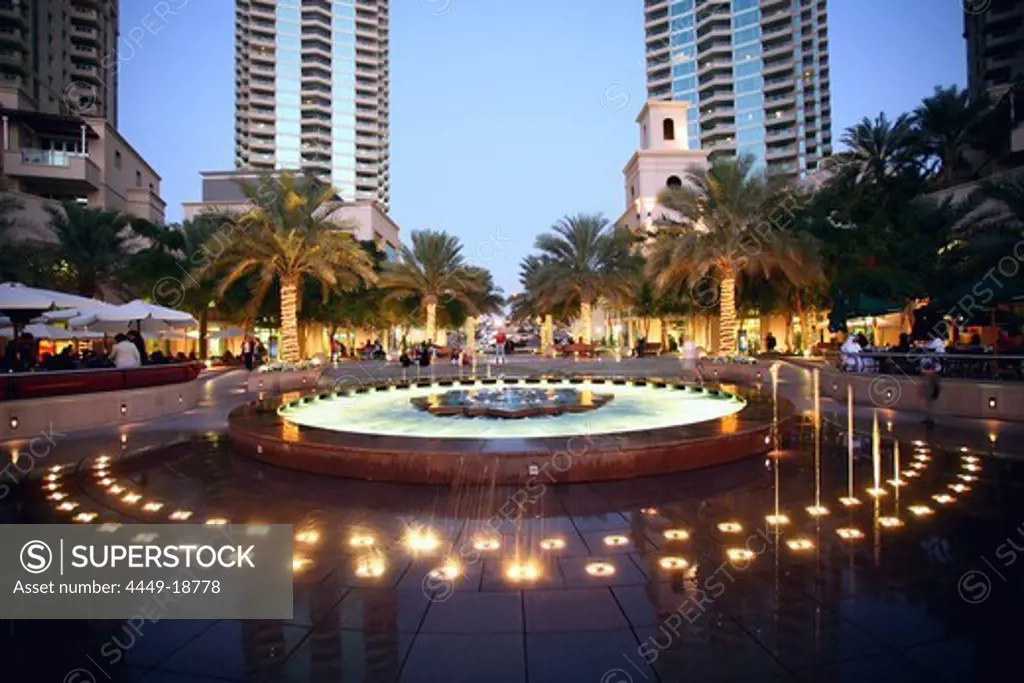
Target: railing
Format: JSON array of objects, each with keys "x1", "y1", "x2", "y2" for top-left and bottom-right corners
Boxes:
[
  {"x1": 1, "y1": 363, "x2": 204, "y2": 401},
  {"x1": 20, "y1": 149, "x2": 78, "y2": 167},
  {"x1": 827, "y1": 350, "x2": 1024, "y2": 382}
]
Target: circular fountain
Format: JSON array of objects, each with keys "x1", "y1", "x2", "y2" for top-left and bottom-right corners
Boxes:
[{"x1": 228, "y1": 376, "x2": 795, "y2": 484}]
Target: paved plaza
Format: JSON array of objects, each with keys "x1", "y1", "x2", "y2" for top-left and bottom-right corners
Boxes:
[{"x1": 3, "y1": 357, "x2": 1024, "y2": 682}]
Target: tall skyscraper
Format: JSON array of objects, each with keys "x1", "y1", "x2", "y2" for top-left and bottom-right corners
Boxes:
[
  {"x1": 964, "y1": 0, "x2": 1023, "y2": 157},
  {"x1": 0, "y1": 0, "x2": 119, "y2": 124},
  {"x1": 964, "y1": 0, "x2": 1023, "y2": 101},
  {"x1": 234, "y1": 0, "x2": 391, "y2": 211},
  {"x1": 644, "y1": 0, "x2": 832, "y2": 181}
]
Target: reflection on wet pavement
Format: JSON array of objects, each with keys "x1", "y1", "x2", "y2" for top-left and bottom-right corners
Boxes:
[{"x1": 5, "y1": 407, "x2": 1024, "y2": 682}]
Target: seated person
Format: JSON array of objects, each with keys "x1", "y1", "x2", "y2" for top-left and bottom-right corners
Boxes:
[
  {"x1": 47, "y1": 347, "x2": 78, "y2": 371},
  {"x1": 175, "y1": 352, "x2": 189, "y2": 363},
  {"x1": 149, "y1": 350, "x2": 169, "y2": 365},
  {"x1": 839, "y1": 334, "x2": 861, "y2": 371},
  {"x1": 891, "y1": 332, "x2": 911, "y2": 354}
]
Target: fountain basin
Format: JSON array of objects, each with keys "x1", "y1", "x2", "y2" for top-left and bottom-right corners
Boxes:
[{"x1": 228, "y1": 376, "x2": 794, "y2": 484}]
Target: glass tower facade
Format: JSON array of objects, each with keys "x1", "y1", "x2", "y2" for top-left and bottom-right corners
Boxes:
[
  {"x1": 647, "y1": 0, "x2": 831, "y2": 181},
  {"x1": 235, "y1": 0, "x2": 390, "y2": 210}
]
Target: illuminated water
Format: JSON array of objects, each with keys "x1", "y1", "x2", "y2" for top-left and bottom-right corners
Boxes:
[{"x1": 278, "y1": 380, "x2": 747, "y2": 438}]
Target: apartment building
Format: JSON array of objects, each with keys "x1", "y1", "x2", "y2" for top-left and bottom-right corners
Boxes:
[
  {"x1": 644, "y1": 0, "x2": 832, "y2": 181},
  {"x1": 234, "y1": 0, "x2": 391, "y2": 211},
  {"x1": 0, "y1": 0, "x2": 165, "y2": 224}
]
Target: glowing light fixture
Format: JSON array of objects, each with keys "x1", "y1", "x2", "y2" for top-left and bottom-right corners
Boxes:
[
  {"x1": 663, "y1": 529, "x2": 690, "y2": 541},
  {"x1": 658, "y1": 556, "x2": 689, "y2": 570},
  {"x1": 405, "y1": 528, "x2": 441, "y2": 553},
  {"x1": 585, "y1": 561, "x2": 616, "y2": 577},
  {"x1": 506, "y1": 562, "x2": 540, "y2": 582},
  {"x1": 786, "y1": 538, "x2": 815, "y2": 551}
]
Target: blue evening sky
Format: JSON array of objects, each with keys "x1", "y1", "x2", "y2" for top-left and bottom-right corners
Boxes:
[{"x1": 117, "y1": 0, "x2": 965, "y2": 295}]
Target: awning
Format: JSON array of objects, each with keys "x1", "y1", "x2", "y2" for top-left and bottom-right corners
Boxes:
[{"x1": 0, "y1": 108, "x2": 100, "y2": 139}]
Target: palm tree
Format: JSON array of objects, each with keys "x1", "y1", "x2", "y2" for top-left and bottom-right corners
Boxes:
[
  {"x1": 212, "y1": 172, "x2": 376, "y2": 362},
  {"x1": 129, "y1": 214, "x2": 246, "y2": 357},
  {"x1": 837, "y1": 113, "x2": 920, "y2": 185},
  {"x1": 647, "y1": 155, "x2": 823, "y2": 355},
  {"x1": 379, "y1": 230, "x2": 484, "y2": 344},
  {"x1": 913, "y1": 85, "x2": 992, "y2": 186},
  {"x1": 44, "y1": 202, "x2": 131, "y2": 297},
  {"x1": 529, "y1": 214, "x2": 636, "y2": 344}
]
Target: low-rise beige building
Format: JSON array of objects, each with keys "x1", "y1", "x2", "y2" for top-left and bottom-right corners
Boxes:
[{"x1": 182, "y1": 170, "x2": 400, "y2": 259}]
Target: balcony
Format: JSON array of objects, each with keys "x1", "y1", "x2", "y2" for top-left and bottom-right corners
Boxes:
[
  {"x1": 0, "y1": 29, "x2": 29, "y2": 53},
  {"x1": 70, "y1": 25, "x2": 99, "y2": 43},
  {"x1": 70, "y1": 44, "x2": 100, "y2": 61},
  {"x1": 0, "y1": 5, "x2": 27, "y2": 29},
  {"x1": 70, "y1": 6, "x2": 99, "y2": 23},
  {"x1": 70, "y1": 63, "x2": 103, "y2": 85},
  {"x1": 3, "y1": 149, "x2": 101, "y2": 193}
]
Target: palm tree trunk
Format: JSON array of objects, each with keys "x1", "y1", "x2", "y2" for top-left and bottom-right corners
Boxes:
[
  {"x1": 425, "y1": 300, "x2": 437, "y2": 345},
  {"x1": 279, "y1": 274, "x2": 300, "y2": 362},
  {"x1": 580, "y1": 301, "x2": 592, "y2": 344},
  {"x1": 793, "y1": 290, "x2": 805, "y2": 352},
  {"x1": 543, "y1": 314, "x2": 553, "y2": 353},
  {"x1": 719, "y1": 272, "x2": 737, "y2": 355},
  {"x1": 198, "y1": 308, "x2": 208, "y2": 360},
  {"x1": 464, "y1": 317, "x2": 475, "y2": 357}
]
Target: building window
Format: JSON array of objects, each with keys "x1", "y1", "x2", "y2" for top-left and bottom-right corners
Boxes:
[
  {"x1": 135, "y1": 170, "x2": 141, "y2": 187},
  {"x1": 667, "y1": 175, "x2": 682, "y2": 188},
  {"x1": 630, "y1": 185, "x2": 636, "y2": 199},
  {"x1": 114, "y1": 151, "x2": 121, "y2": 169},
  {"x1": 663, "y1": 118, "x2": 676, "y2": 141}
]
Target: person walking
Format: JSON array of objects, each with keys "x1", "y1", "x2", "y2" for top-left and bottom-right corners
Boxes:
[
  {"x1": 110, "y1": 333, "x2": 141, "y2": 369},
  {"x1": 494, "y1": 330, "x2": 507, "y2": 365},
  {"x1": 241, "y1": 335, "x2": 256, "y2": 371}
]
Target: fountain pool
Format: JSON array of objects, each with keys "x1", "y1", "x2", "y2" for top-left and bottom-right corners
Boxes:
[{"x1": 229, "y1": 376, "x2": 793, "y2": 484}]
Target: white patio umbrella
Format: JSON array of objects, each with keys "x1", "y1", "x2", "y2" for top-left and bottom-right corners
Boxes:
[
  {"x1": 208, "y1": 326, "x2": 246, "y2": 340},
  {"x1": 0, "y1": 323, "x2": 83, "y2": 341},
  {"x1": 68, "y1": 299, "x2": 196, "y2": 334},
  {"x1": 0, "y1": 282, "x2": 107, "y2": 335},
  {"x1": 0, "y1": 282, "x2": 105, "y2": 311}
]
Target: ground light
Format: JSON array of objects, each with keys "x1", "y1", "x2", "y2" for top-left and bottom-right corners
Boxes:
[
  {"x1": 349, "y1": 533, "x2": 376, "y2": 548},
  {"x1": 355, "y1": 554, "x2": 386, "y2": 578},
  {"x1": 505, "y1": 561, "x2": 540, "y2": 582},
  {"x1": 663, "y1": 529, "x2": 690, "y2": 541},
  {"x1": 658, "y1": 557, "x2": 688, "y2": 571},
  {"x1": 585, "y1": 562, "x2": 616, "y2": 577},
  {"x1": 404, "y1": 527, "x2": 441, "y2": 553},
  {"x1": 786, "y1": 538, "x2": 815, "y2": 551},
  {"x1": 726, "y1": 548, "x2": 755, "y2": 563},
  {"x1": 539, "y1": 538, "x2": 565, "y2": 551},
  {"x1": 427, "y1": 561, "x2": 461, "y2": 582}
]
